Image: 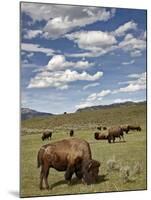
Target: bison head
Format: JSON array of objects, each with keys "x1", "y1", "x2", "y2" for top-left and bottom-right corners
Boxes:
[
  {"x1": 138, "y1": 127, "x2": 141, "y2": 131},
  {"x1": 82, "y1": 159, "x2": 100, "y2": 185}
]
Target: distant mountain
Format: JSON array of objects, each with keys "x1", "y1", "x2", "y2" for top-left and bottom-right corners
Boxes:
[
  {"x1": 21, "y1": 108, "x2": 53, "y2": 120},
  {"x1": 76, "y1": 101, "x2": 146, "y2": 113}
]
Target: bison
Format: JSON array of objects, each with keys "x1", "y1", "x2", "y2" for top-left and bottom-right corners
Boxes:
[
  {"x1": 69, "y1": 129, "x2": 74, "y2": 137},
  {"x1": 37, "y1": 138, "x2": 100, "y2": 190},
  {"x1": 103, "y1": 127, "x2": 107, "y2": 130},
  {"x1": 97, "y1": 126, "x2": 102, "y2": 131},
  {"x1": 41, "y1": 131, "x2": 52, "y2": 141},
  {"x1": 108, "y1": 127, "x2": 125, "y2": 143},
  {"x1": 128, "y1": 125, "x2": 141, "y2": 132},
  {"x1": 94, "y1": 132, "x2": 108, "y2": 140}
]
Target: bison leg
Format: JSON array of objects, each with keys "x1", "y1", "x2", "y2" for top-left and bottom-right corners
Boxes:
[
  {"x1": 43, "y1": 165, "x2": 50, "y2": 189},
  {"x1": 40, "y1": 162, "x2": 50, "y2": 190},
  {"x1": 39, "y1": 166, "x2": 44, "y2": 190},
  {"x1": 108, "y1": 136, "x2": 111, "y2": 143},
  {"x1": 122, "y1": 135, "x2": 125, "y2": 142},
  {"x1": 65, "y1": 165, "x2": 75, "y2": 184},
  {"x1": 110, "y1": 136, "x2": 115, "y2": 143}
]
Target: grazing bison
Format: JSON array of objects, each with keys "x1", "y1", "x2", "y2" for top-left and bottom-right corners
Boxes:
[
  {"x1": 103, "y1": 127, "x2": 107, "y2": 130},
  {"x1": 108, "y1": 127, "x2": 124, "y2": 143},
  {"x1": 97, "y1": 126, "x2": 102, "y2": 131},
  {"x1": 41, "y1": 131, "x2": 52, "y2": 141},
  {"x1": 69, "y1": 129, "x2": 74, "y2": 137},
  {"x1": 94, "y1": 132, "x2": 108, "y2": 140},
  {"x1": 37, "y1": 138, "x2": 100, "y2": 189},
  {"x1": 128, "y1": 125, "x2": 141, "y2": 132}
]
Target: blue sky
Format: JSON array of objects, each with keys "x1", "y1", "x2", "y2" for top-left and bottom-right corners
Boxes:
[{"x1": 21, "y1": 3, "x2": 146, "y2": 114}]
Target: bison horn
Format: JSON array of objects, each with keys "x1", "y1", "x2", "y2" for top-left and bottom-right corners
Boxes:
[{"x1": 88, "y1": 161, "x2": 93, "y2": 171}]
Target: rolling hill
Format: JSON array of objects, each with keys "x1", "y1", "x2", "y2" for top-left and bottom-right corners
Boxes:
[
  {"x1": 76, "y1": 101, "x2": 146, "y2": 112},
  {"x1": 21, "y1": 101, "x2": 146, "y2": 132},
  {"x1": 21, "y1": 108, "x2": 53, "y2": 120}
]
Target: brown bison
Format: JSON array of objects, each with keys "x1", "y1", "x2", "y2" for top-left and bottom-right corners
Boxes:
[
  {"x1": 97, "y1": 126, "x2": 102, "y2": 131},
  {"x1": 69, "y1": 129, "x2": 74, "y2": 137},
  {"x1": 94, "y1": 132, "x2": 108, "y2": 140},
  {"x1": 108, "y1": 127, "x2": 125, "y2": 143},
  {"x1": 128, "y1": 125, "x2": 141, "y2": 131},
  {"x1": 41, "y1": 131, "x2": 52, "y2": 141},
  {"x1": 37, "y1": 138, "x2": 100, "y2": 190},
  {"x1": 103, "y1": 127, "x2": 107, "y2": 130}
]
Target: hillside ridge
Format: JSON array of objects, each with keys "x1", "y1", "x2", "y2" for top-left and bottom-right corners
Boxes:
[
  {"x1": 76, "y1": 101, "x2": 146, "y2": 112},
  {"x1": 21, "y1": 107, "x2": 53, "y2": 120}
]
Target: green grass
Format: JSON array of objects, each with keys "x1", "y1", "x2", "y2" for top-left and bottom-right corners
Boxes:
[{"x1": 20, "y1": 103, "x2": 147, "y2": 197}]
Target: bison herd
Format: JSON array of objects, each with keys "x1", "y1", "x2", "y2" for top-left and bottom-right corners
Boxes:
[
  {"x1": 37, "y1": 124, "x2": 141, "y2": 190},
  {"x1": 94, "y1": 125, "x2": 141, "y2": 143}
]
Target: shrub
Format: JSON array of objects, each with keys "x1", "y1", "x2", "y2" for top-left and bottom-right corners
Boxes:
[
  {"x1": 106, "y1": 156, "x2": 120, "y2": 171},
  {"x1": 120, "y1": 165, "x2": 131, "y2": 183}
]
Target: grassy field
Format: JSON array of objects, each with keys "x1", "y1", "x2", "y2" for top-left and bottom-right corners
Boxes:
[{"x1": 20, "y1": 103, "x2": 147, "y2": 197}]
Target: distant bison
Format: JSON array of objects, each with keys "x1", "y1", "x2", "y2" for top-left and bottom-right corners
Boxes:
[
  {"x1": 94, "y1": 132, "x2": 108, "y2": 140},
  {"x1": 103, "y1": 127, "x2": 107, "y2": 130},
  {"x1": 69, "y1": 129, "x2": 74, "y2": 137},
  {"x1": 41, "y1": 131, "x2": 52, "y2": 141},
  {"x1": 37, "y1": 138, "x2": 100, "y2": 189},
  {"x1": 97, "y1": 126, "x2": 102, "y2": 131},
  {"x1": 108, "y1": 127, "x2": 124, "y2": 143},
  {"x1": 128, "y1": 125, "x2": 141, "y2": 132}
]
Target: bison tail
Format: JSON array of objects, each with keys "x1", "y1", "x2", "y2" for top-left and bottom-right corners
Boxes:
[{"x1": 37, "y1": 148, "x2": 45, "y2": 168}]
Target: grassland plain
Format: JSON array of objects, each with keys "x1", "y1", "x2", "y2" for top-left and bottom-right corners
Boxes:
[{"x1": 20, "y1": 103, "x2": 147, "y2": 197}]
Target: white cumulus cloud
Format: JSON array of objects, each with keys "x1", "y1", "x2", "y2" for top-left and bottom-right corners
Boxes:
[
  {"x1": 66, "y1": 31, "x2": 117, "y2": 50},
  {"x1": 21, "y1": 43, "x2": 55, "y2": 56},
  {"x1": 22, "y1": 3, "x2": 116, "y2": 39},
  {"x1": 118, "y1": 33, "x2": 146, "y2": 57},
  {"x1": 113, "y1": 21, "x2": 137, "y2": 37},
  {"x1": 65, "y1": 21, "x2": 146, "y2": 58},
  {"x1": 76, "y1": 89, "x2": 111, "y2": 109},
  {"x1": 66, "y1": 30, "x2": 117, "y2": 57},
  {"x1": 113, "y1": 72, "x2": 146, "y2": 93},
  {"x1": 46, "y1": 55, "x2": 94, "y2": 71},
  {"x1": 24, "y1": 30, "x2": 43, "y2": 39},
  {"x1": 28, "y1": 69, "x2": 103, "y2": 90}
]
